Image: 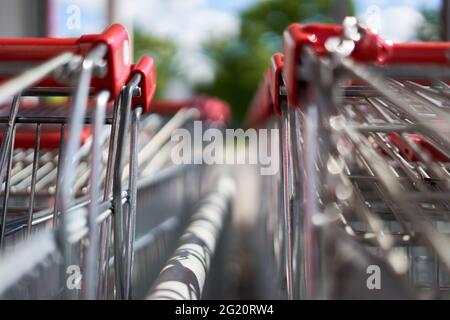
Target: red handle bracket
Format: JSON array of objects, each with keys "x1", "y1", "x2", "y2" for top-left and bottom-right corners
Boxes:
[
  {"x1": 282, "y1": 22, "x2": 450, "y2": 106},
  {"x1": 195, "y1": 96, "x2": 231, "y2": 123},
  {"x1": 151, "y1": 97, "x2": 231, "y2": 123},
  {"x1": 0, "y1": 24, "x2": 132, "y2": 98},
  {"x1": 388, "y1": 133, "x2": 450, "y2": 162},
  {"x1": 245, "y1": 73, "x2": 272, "y2": 128},
  {"x1": 0, "y1": 125, "x2": 92, "y2": 150},
  {"x1": 269, "y1": 53, "x2": 285, "y2": 115},
  {"x1": 130, "y1": 56, "x2": 157, "y2": 113},
  {"x1": 245, "y1": 53, "x2": 285, "y2": 127}
]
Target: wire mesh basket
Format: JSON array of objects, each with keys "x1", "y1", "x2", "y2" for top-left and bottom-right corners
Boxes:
[
  {"x1": 0, "y1": 25, "x2": 232, "y2": 300},
  {"x1": 247, "y1": 17, "x2": 450, "y2": 300}
]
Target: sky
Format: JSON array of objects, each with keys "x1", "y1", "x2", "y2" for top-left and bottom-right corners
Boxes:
[
  {"x1": 49, "y1": 0, "x2": 443, "y2": 95},
  {"x1": 355, "y1": 0, "x2": 441, "y2": 41},
  {"x1": 132, "y1": 0, "x2": 243, "y2": 85},
  {"x1": 134, "y1": 0, "x2": 443, "y2": 88},
  {"x1": 50, "y1": 0, "x2": 444, "y2": 53}
]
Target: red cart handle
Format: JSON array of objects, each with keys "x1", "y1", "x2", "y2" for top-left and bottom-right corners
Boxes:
[
  {"x1": 130, "y1": 56, "x2": 157, "y2": 113},
  {"x1": 0, "y1": 24, "x2": 131, "y2": 98},
  {"x1": 388, "y1": 133, "x2": 450, "y2": 162},
  {"x1": 245, "y1": 71, "x2": 272, "y2": 128},
  {"x1": 196, "y1": 96, "x2": 231, "y2": 123},
  {"x1": 245, "y1": 53, "x2": 285, "y2": 128},
  {"x1": 4, "y1": 55, "x2": 157, "y2": 149},
  {"x1": 283, "y1": 23, "x2": 450, "y2": 106},
  {"x1": 0, "y1": 125, "x2": 92, "y2": 150},
  {"x1": 151, "y1": 97, "x2": 231, "y2": 123},
  {"x1": 269, "y1": 53, "x2": 285, "y2": 115}
]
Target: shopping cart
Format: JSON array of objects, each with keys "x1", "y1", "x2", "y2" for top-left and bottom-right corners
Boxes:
[
  {"x1": 0, "y1": 77, "x2": 231, "y2": 301},
  {"x1": 247, "y1": 17, "x2": 450, "y2": 299},
  {"x1": 129, "y1": 97, "x2": 232, "y2": 299},
  {"x1": 0, "y1": 24, "x2": 159, "y2": 299},
  {"x1": 147, "y1": 174, "x2": 235, "y2": 300}
]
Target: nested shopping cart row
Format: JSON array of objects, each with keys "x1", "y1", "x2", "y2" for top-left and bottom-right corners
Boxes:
[
  {"x1": 0, "y1": 25, "x2": 233, "y2": 299},
  {"x1": 247, "y1": 17, "x2": 450, "y2": 299}
]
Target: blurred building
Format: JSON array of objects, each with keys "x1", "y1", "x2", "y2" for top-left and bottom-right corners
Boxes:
[{"x1": 0, "y1": 0, "x2": 133, "y2": 39}]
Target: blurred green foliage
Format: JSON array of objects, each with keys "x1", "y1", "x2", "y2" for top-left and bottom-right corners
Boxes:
[
  {"x1": 417, "y1": 8, "x2": 441, "y2": 41},
  {"x1": 133, "y1": 30, "x2": 181, "y2": 99},
  {"x1": 198, "y1": 0, "x2": 352, "y2": 124},
  {"x1": 133, "y1": 0, "x2": 354, "y2": 124},
  {"x1": 133, "y1": 1, "x2": 443, "y2": 124}
]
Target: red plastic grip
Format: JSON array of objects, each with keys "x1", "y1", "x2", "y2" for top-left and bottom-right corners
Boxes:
[
  {"x1": 245, "y1": 72, "x2": 272, "y2": 128},
  {"x1": 388, "y1": 133, "x2": 450, "y2": 162},
  {"x1": 130, "y1": 56, "x2": 157, "y2": 113},
  {"x1": 269, "y1": 53, "x2": 285, "y2": 115},
  {"x1": 245, "y1": 53, "x2": 285, "y2": 127},
  {"x1": 384, "y1": 43, "x2": 450, "y2": 65},
  {"x1": 282, "y1": 23, "x2": 450, "y2": 106},
  {"x1": 0, "y1": 126, "x2": 92, "y2": 150},
  {"x1": 150, "y1": 100, "x2": 189, "y2": 115},
  {"x1": 151, "y1": 97, "x2": 231, "y2": 123},
  {"x1": 0, "y1": 24, "x2": 132, "y2": 98},
  {"x1": 196, "y1": 97, "x2": 231, "y2": 123},
  {"x1": 283, "y1": 24, "x2": 341, "y2": 107}
]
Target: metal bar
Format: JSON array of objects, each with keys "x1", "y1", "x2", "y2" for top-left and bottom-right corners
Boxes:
[
  {"x1": 339, "y1": 57, "x2": 450, "y2": 157},
  {"x1": 280, "y1": 102, "x2": 294, "y2": 299},
  {"x1": 103, "y1": 92, "x2": 122, "y2": 202},
  {"x1": 53, "y1": 125, "x2": 65, "y2": 226},
  {"x1": 22, "y1": 87, "x2": 89, "y2": 97},
  {"x1": 123, "y1": 106, "x2": 142, "y2": 299},
  {"x1": 112, "y1": 73, "x2": 141, "y2": 300},
  {"x1": 147, "y1": 176, "x2": 235, "y2": 300},
  {"x1": 0, "y1": 124, "x2": 16, "y2": 248},
  {"x1": 0, "y1": 230, "x2": 58, "y2": 297},
  {"x1": 57, "y1": 44, "x2": 107, "y2": 228},
  {"x1": 0, "y1": 53, "x2": 75, "y2": 106},
  {"x1": 0, "y1": 95, "x2": 21, "y2": 186},
  {"x1": 52, "y1": 44, "x2": 107, "y2": 300},
  {"x1": 0, "y1": 94, "x2": 21, "y2": 248},
  {"x1": 136, "y1": 108, "x2": 200, "y2": 171},
  {"x1": 0, "y1": 117, "x2": 113, "y2": 125},
  {"x1": 102, "y1": 215, "x2": 112, "y2": 299},
  {"x1": 26, "y1": 124, "x2": 41, "y2": 237},
  {"x1": 82, "y1": 90, "x2": 109, "y2": 300},
  {"x1": 345, "y1": 125, "x2": 450, "y2": 276}
]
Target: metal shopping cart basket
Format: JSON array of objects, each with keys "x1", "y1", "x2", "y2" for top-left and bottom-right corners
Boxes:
[
  {"x1": 247, "y1": 17, "x2": 450, "y2": 300},
  {"x1": 0, "y1": 55, "x2": 233, "y2": 300},
  {"x1": 129, "y1": 97, "x2": 234, "y2": 299},
  {"x1": 0, "y1": 24, "x2": 160, "y2": 300}
]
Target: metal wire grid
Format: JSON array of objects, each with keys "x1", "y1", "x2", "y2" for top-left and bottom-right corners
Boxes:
[
  {"x1": 248, "y1": 19, "x2": 450, "y2": 300},
  {"x1": 0, "y1": 23, "x2": 231, "y2": 300},
  {"x1": 146, "y1": 174, "x2": 235, "y2": 300},
  {"x1": 0, "y1": 103, "x2": 224, "y2": 299},
  {"x1": 0, "y1": 41, "x2": 142, "y2": 299},
  {"x1": 278, "y1": 40, "x2": 450, "y2": 299}
]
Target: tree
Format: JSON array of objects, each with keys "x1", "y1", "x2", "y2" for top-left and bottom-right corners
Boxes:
[
  {"x1": 417, "y1": 8, "x2": 441, "y2": 41},
  {"x1": 133, "y1": 30, "x2": 180, "y2": 99},
  {"x1": 197, "y1": 0, "x2": 349, "y2": 124}
]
